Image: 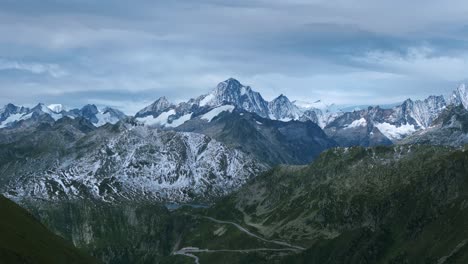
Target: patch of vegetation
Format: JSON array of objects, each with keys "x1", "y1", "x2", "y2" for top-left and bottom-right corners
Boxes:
[{"x1": 0, "y1": 195, "x2": 98, "y2": 264}]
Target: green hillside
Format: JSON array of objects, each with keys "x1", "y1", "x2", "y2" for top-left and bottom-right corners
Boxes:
[
  {"x1": 0, "y1": 195, "x2": 99, "y2": 264},
  {"x1": 187, "y1": 145, "x2": 468, "y2": 263}
]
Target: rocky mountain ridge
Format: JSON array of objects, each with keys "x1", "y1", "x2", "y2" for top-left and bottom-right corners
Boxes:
[
  {"x1": 324, "y1": 95, "x2": 448, "y2": 146},
  {"x1": 0, "y1": 118, "x2": 267, "y2": 203},
  {"x1": 134, "y1": 78, "x2": 467, "y2": 146},
  {"x1": 3, "y1": 79, "x2": 468, "y2": 146},
  {"x1": 0, "y1": 103, "x2": 126, "y2": 129}
]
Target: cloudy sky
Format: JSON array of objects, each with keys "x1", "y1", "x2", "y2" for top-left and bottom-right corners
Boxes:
[{"x1": 1, "y1": 0, "x2": 468, "y2": 114}]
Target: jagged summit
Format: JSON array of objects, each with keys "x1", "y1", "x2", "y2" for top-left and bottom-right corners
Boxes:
[
  {"x1": 79, "y1": 104, "x2": 99, "y2": 121},
  {"x1": 2, "y1": 103, "x2": 21, "y2": 112},
  {"x1": 29, "y1": 103, "x2": 62, "y2": 120},
  {"x1": 0, "y1": 102, "x2": 126, "y2": 129},
  {"x1": 0, "y1": 103, "x2": 27, "y2": 116},
  {"x1": 0, "y1": 103, "x2": 30, "y2": 128},
  {"x1": 47, "y1": 104, "x2": 65, "y2": 113},
  {"x1": 401, "y1": 105, "x2": 468, "y2": 146},
  {"x1": 3, "y1": 78, "x2": 467, "y2": 142},
  {"x1": 135, "y1": 96, "x2": 174, "y2": 118},
  {"x1": 274, "y1": 94, "x2": 288, "y2": 100},
  {"x1": 218, "y1": 77, "x2": 243, "y2": 89},
  {"x1": 268, "y1": 94, "x2": 301, "y2": 120},
  {"x1": 450, "y1": 83, "x2": 468, "y2": 109},
  {"x1": 200, "y1": 78, "x2": 270, "y2": 117}
]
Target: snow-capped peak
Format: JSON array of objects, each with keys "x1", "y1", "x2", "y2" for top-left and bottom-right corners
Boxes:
[
  {"x1": 268, "y1": 94, "x2": 301, "y2": 121},
  {"x1": 198, "y1": 78, "x2": 270, "y2": 117},
  {"x1": 211, "y1": 78, "x2": 249, "y2": 104},
  {"x1": 1, "y1": 103, "x2": 25, "y2": 116},
  {"x1": 136, "y1": 78, "x2": 341, "y2": 126},
  {"x1": 47, "y1": 104, "x2": 65, "y2": 113},
  {"x1": 78, "y1": 105, "x2": 126, "y2": 127},
  {"x1": 31, "y1": 103, "x2": 63, "y2": 120},
  {"x1": 450, "y1": 83, "x2": 468, "y2": 109},
  {"x1": 196, "y1": 78, "x2": 246, "y2": 107},
  {"x1": 0, "y1": 103, "x2": 31, "y2": 128},
  {"x1": 135, "y1": 96, "x2": 174, "y2": 118},
  {"x1": 80, "y1": 104, "x2": 99, "y2": 116},
  {"x1": 94, "y1": 107, "x2": 126, "y2": 127}
]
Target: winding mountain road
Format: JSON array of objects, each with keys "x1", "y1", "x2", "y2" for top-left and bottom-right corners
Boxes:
[
  {"x1": 173, "y1": 215, "x2": 305, "y2": 263},
  {"x1": 203, "y1": 216, "x2": 305, "y2": 251}
]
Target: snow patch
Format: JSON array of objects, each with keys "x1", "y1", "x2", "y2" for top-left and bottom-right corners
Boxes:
[
  {"x1": 240, "y1": 86, "x2": 246, "y2": 95},
  {"x1": 0, "y1": 112, "x2": 36, "y2": 128},
  {"x1": 375, "y1": 122, "x2": 416, "y2": 140},
  {"x1": 39, "y1": 104, "x2": 62, "y2": 120},
  {"x1": 345, "y1": 118, "x2": 367, "y2": 129},
  {"x1": 199, "y1": 94, "x2": 215, "y2": 107},
  {"x1": 167, "y1": 113, "x2": 192, "y2": 127},
  {"x1": 47, "y1": 104, "x2": 64, "y2": 113},
  {"x1": 137, "y1": 109, "x2": 176, "y2": 126},
  {"x1": 95, "y1": 112, "x2": 120, "y2": 127},
  {"x1": 201, "y1": 105, "x2": 235, "y2": 122},
  {"x1": 0, "y1": 113, "x2": 23, "y2": 128}
]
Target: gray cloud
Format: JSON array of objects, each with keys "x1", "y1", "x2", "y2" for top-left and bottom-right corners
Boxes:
[
  {"x1": 1, "y1": 0, "x2": 468, "y2": 113},
  {"x1": 0, "y1": 58, "x2": 67, "y2": 77}
]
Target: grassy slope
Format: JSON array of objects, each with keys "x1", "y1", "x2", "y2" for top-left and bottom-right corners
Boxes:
[
  {"x1": 0, "y1": 195, "x2": 98, "y2": 264},
  {"x1": 22, "y1": 200, "x2": 181, "y2": 264},
  {"x1": 199, "y1": 145, "x2": 468, "y2": 263}
]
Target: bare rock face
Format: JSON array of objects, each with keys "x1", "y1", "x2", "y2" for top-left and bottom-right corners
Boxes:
[
  {"x1": 1, "y1": 120, "x2": 267, "y2": 203},
  {"x1": 324, "y1": 95, "x2": 447, "y2": 146},
  {"x1": 400, "y1": 105, "x2": 468, "y2": 146}
]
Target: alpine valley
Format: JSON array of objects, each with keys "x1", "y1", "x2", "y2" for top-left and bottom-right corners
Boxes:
[{"x1": 1, "y1": 78, "x2": 468, "y2": 264}]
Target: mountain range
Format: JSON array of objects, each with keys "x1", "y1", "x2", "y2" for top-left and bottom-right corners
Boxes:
[
  {"x1": 0, "y1": 117, "x2": 266, "y2": 203},
  {"x1": 0, "y1": 103, "x2": 126, "y2": 129},
  {"x1": 1, "y1": 78, "x2": 468, "y2": 204},
  {"x1": 3, "y1": 78, "x2": 467, "y2": 147},
  {"x1": 1, "y1": 78, "x2": 468, "y2": 264}
]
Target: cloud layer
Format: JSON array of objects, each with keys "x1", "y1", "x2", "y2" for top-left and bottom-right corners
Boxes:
[{"x1": 1, "y1": 0, "x2": 468, "y2": 113}]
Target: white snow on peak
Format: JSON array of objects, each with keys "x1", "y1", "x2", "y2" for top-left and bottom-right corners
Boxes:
[
  {"x1": 166, "y1": 113, "x2": 192, "y2": 127},
  {"x1": 375, "y1": 122, "x2": 416, "y2": 140},
  {"x1": 38, "y1": 104, "x2": 62, "y2": 120},
  {"x1": 454, "y1": 83, "x2": 468, "y2": 109},
  {"x1": 47, "y1": 104, "x2": 64, "y2": 113},
  {"x1": 240, "y1": 86, "x2": 247, "y2": 95},
  {"x1": 199, "y1": 93, "x2": 215, "y2": 107},
  {"x1": 201, "y1": 105, "x2": 235, "y2": 122},
  {"x1": 137, "y1": 109, "x2": 176, "y2": 126},
  {"x1": 345, "y1": 118, "x2": 367, "y2": 129},
  {"x1": 0, "y1": 113, "x2": 23, "y2": 128},
  {"x1": 95, "y1": 112, "x2": 120, "y2": 127}
]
